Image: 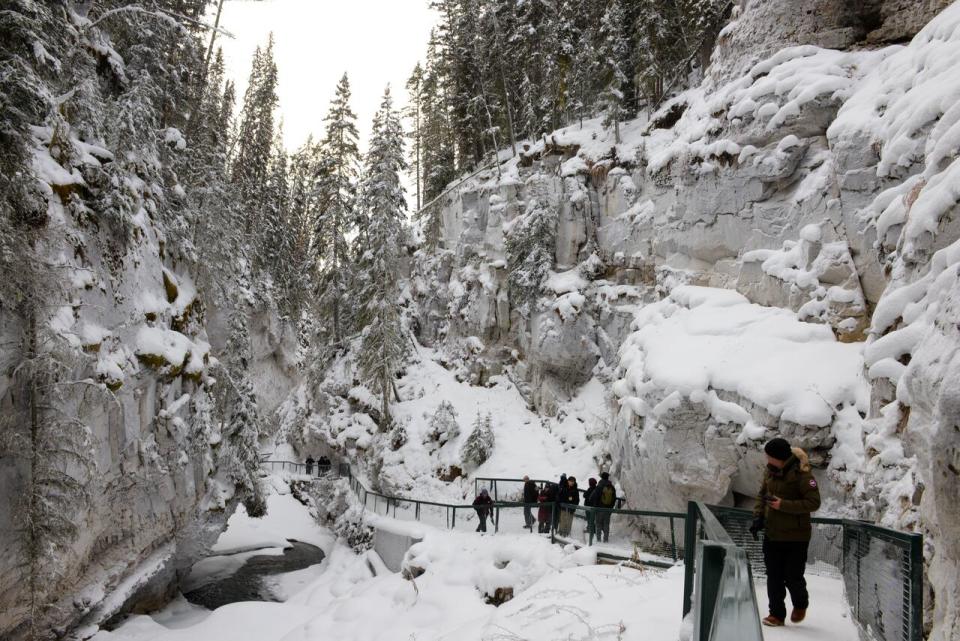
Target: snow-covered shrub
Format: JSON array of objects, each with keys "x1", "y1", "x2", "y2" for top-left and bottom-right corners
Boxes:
[
  {"x1": 425, "y1": 400, "x2": 460, "y2": 448},
  {"x1": 461, "y1": 411, "x2": 495, "y2": 469}
]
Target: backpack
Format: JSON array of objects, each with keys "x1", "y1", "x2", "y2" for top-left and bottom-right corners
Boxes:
[{"x1": 600, "y1": 484, "x2": 616, "y2": 507}]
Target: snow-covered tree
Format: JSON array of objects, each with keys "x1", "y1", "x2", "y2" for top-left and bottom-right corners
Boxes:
[
  {"x1": 222, "y1": 307, "x2": 267, "y2": 517},
  {"x1": 427, "y1": 400, "x2": 461, "y2": 447},
  {"x1": 404, "y1": 63, "x2": 425, "y2": 211},
  {"x1": 232, "y1": 34, "x2": 280, "y2": 238},
  {"x1": 505, "y1": 195, "x2": 557, "y2": 316},
  {"x1": 355, "y1": 87, "x2": 410, "y2": 428},
  {"x1": 314, "y1": 73, "x2": 361, "y2": 346},
  {"x1": 597, "y1": 0, "x2": 630, "y2": 142},
  {"x1": 461, "y1": 411, "x2": 495, "y2": 469}
]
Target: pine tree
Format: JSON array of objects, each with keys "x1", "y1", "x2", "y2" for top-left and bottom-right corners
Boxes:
[
  {"x1": 427, "y1": 400, "x2": 460, "y2": 447},
  {"x1": 597, "y1": 0, "x2": 630, "y2": 143},
  {"x1": 259, "y1": 128, "x2": 297, "y2": 313},
  {"x1": 222, "y1": 307, "x2": 266, "y2": 517},
  {"x1": 505, "y1": 194, "x2": 557, "y2": 317},
  {"x1": 461, "y1": 410, "x2": 495, "y2": 468},
  {"x1": 356, "y1": 87, "x2": 410, "y2": 428},
  {"x1": 313, "y1": 73, "x2": 361, "y2": 346},
  {"x1": 404, "y1": 63, "x2": 425, "y2": 212},
  {"x1": 232, "y1": 34, "x2": 280, "y2": 238}
]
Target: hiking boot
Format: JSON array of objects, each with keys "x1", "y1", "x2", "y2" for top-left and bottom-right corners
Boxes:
[
  {"x1": 791, "y1": 609, "x2": 806, "y2": 623},
  {"x1": 762, "y1": 616, "x2": 785, "y2": 627}
]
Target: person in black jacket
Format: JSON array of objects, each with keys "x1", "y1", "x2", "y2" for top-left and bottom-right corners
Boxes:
[
  {"x1": 522, "y1": 476, "x2": 538, "y2": 531},
  {"x1": 592, "y1": 472, "x2": 616, "y2": 542},
  {"x1": 583, "y1": 477, "x2": 598, "y2": 535},
  {"x1": 553, "y1": 474, "x2": 567, "y2": 531},
  {"x1": 538, "y1": 483, "x2": 557, "y2": 533},
  {"x1": 557, "y1": 477, "x2": 580, "y2": 536},
  {"x1": 473, "y1": 488, "x2": 494, "y2": 532},
  {"x1": 305, "y1": 456, "x2": 315, "y2": 476}
]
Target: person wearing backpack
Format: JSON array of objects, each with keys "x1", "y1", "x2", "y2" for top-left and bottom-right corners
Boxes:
[
  {"x1": 583, "y1": 478, "x2": 598, "y2": 535},
  {"x1": 593, "y1": 472, "x2": 616, "y2": 542},
  {"x1": 473, "y1": 488, "x2": 494, "y2": 532}
]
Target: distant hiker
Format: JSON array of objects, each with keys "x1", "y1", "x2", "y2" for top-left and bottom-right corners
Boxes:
[
  {"x1": 584, "y1": 477, "x2": 598, "y2": 535},
  {"x1": 553, "y1": 473, "x2": 567, "y2": 530},
  {"x1": 557, "y1": 477, "x2": 580, "y2": 537},
  {"x1": 305, "y1": 456, "x2": 315, "y2": 476},
  {"x1": 750, "y1": 437, "x2": 821, "y2": 627},
  {"x1": 522, "y1": 476, "x2": 538, "y2": 531},
  {"x1": 318, "y1": 455, "x2": 331, "y2": 475},
  {"x1": 538, "y1": 483, "x2": 556, "y2": 533},
  {"x1": 473, "y1": 488, "x2": 494, "y2": 533},
  {"x1": 593, "y1": 472, "x2": 617, "y2": 543}
]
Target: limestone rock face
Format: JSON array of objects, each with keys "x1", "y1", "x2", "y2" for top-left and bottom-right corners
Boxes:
[{"x1": 0, "y1": 204, "x2": 298, "y2": 639}]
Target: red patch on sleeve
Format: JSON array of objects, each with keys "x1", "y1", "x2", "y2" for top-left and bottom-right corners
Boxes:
[{"x1": 809, "y1": 479, "x2": 817, "y2": 488}]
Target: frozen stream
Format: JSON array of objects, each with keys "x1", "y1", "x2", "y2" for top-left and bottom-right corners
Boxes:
[{"x1": 184, "y1": 541, "x2": 326, "y2": 610}]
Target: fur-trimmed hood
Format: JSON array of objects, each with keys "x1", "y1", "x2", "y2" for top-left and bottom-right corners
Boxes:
[{"x1": 791, "y1": 447, "x2": 811, "y2": 472}]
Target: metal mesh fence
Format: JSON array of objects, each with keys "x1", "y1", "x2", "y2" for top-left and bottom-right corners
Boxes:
[
  {"x1": 843, "y1": 524, "x2": 922, "y2": 641},
  {"x1": 552, "y1": 506, "x2": 684, "y2": 563},
  {"x1": 707, "y1": 505, "x2": 843, "y2": 579}
]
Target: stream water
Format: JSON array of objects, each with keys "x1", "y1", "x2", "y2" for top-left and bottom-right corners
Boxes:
[{"x1": 184, "y1": 541, "x2": 325, "y2": 610}]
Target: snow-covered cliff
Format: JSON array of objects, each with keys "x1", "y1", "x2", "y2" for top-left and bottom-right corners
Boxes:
[{"x1": 403, "y1": 3, "x2": 960, "y2": 638}]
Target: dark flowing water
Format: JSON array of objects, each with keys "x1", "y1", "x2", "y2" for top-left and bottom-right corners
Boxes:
[{"x1": 184, "y1": 540, "x2": 325, "y2": 610}]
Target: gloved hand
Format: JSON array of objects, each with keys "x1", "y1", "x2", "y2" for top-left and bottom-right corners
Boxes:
[{"x1": 749, "y1": 517, "x2": 765, "y2": 541}]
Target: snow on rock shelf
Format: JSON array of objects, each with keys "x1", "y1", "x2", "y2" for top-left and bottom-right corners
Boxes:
[{"x1": 609, "y1": 285, "x2": 867, "y2": 512}]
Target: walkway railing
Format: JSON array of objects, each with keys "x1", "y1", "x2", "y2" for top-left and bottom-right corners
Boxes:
[
  {"x1": 683, "y1": 502, "x2": 764, "y2": 641},
  {"x1": 262, "y1": 460, "x2": 923, "y2": 641},
  {"x1": 682, "y1": 503, "x2": 924, "y2": 641}
]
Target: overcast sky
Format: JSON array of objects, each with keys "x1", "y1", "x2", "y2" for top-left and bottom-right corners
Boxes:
[{"x1": 211, "y1": 0, "x2": 437, "y2": 153}]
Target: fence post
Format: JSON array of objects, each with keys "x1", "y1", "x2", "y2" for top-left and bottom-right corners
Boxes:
[
  {"x1": 550, "y1": 503, "x2": 556, "y2": 544},
  {"x1": 588, "y1": 507, "x2": 594, "y2": 546},
  {"x1": 682, "y1": 501, "x2": 698, "y2": 617},
  {"x1": 451, "y1": 506, "x2": 456, "y2": 529},
  {"x1": 670, "y1": 517, "x2": 678, "y2": 562},
  {"x1": 909, "y1": 533, "x2": 923, "y2": 641},
  {"x1": 495, "y1": 506, "x2": 500, "y2": 533}
]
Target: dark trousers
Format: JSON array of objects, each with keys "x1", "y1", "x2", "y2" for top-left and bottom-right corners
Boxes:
[
  {"x1": 595, "y1": 512, "x2": 611, "y2": 542},
  {"x1": 523, "y1": 506, "x2": 534, "y2": 529},
  {"x1": 476, "y1": 510, "x2": 488, "y2": 532},
  {"x1": 763, "y1": 539, "x2": 810, "y2": 619}
]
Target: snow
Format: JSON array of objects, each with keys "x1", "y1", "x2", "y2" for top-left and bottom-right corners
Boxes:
[
  {"x1": 212, "y1": 479, "x2": 335, "y2": 554},
  {"x1": 545, "y1": 268, "x2": 588, "y2": 295},
  {"x1": 135, "y1": 326, "x2": 210, "y2": 374},
  {"x1": 551, "y1": 291, "x2": 585, "y2": 320},
  {"x1": 95, "y1": 474, "x2": 858, "y2": 641},
  {"x1": 615, "y1": 286, "x2": 867, "y2": 427},
  {"x1": 829, "y1": 3, "x2": 960, "y2": 259},
  {"x1": 318, "y1": 344, "x2": 611, "y2": 505}
]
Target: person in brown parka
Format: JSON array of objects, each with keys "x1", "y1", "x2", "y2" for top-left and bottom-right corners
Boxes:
[{"x1": 751, "y1": 437, "x2": 821, "y2": 627}]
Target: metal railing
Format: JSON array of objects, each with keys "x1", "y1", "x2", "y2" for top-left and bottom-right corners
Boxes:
[
  {"x1": 261, "y1": 460, "x2": 334, "y2": 476},
  {"x1": 683, "y1": 502, "x2": 764, "y2": 641},
  {"x1": 263, "y1": 460, "x2": 923, "y2": 641}
]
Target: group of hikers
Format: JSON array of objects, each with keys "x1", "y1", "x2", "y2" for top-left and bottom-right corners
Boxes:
[
  {"x1": 304, "y1": 455, "x2": 332, "y2": 476},
  {"x1": 471, "y1": 471, "x2": 619, "y2": 539}
]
